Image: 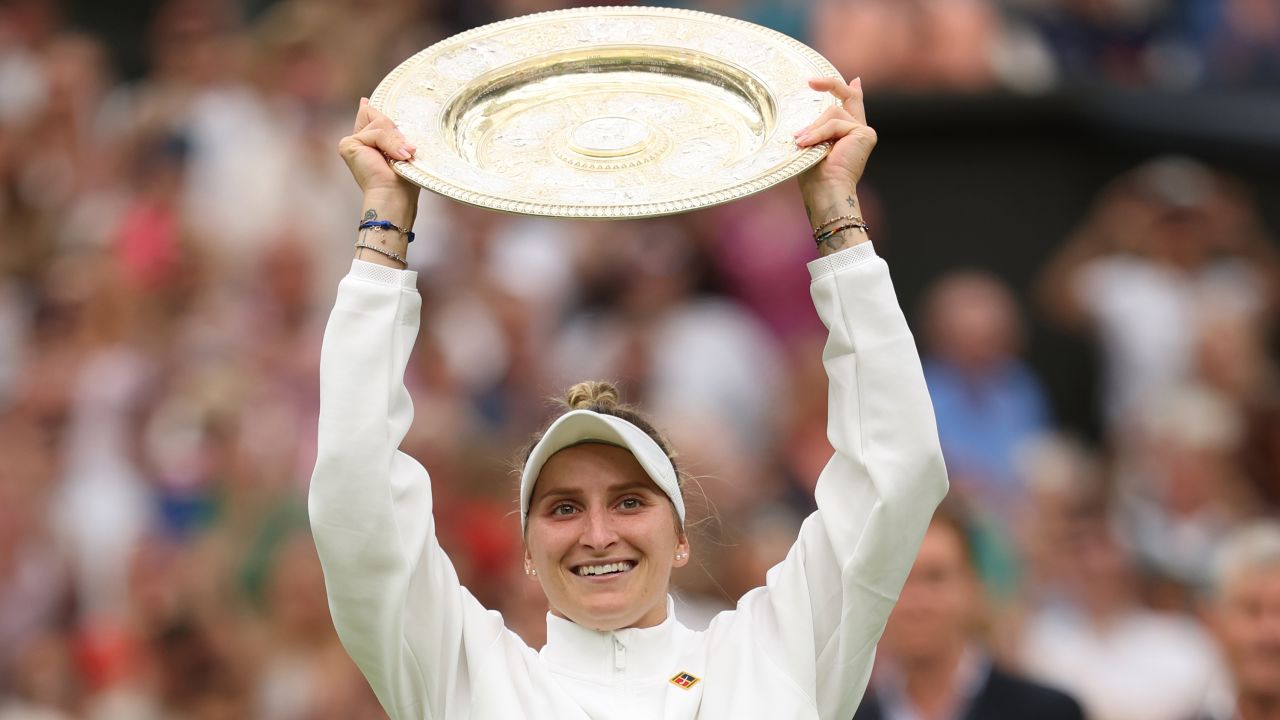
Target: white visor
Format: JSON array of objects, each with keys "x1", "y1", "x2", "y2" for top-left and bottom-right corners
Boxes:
[{"x1": 520, "y1": 409, "x2": 684, "y2": 532}]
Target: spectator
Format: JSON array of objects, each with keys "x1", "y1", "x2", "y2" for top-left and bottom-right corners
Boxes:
[
  {"x1": 1008, "y1": 0, "x2": 1172, "y2": 85},
  {"x1": 0, "y1": 630, "x2": 77, "y2": 720},
  {"x1": 1201, "y1": 0, "x2": 1280, "y2": 87},
  {"x1": 855, "y1": 504, "x2": 1084, "y2": 720},
  {"x1": 1118, "y1": 383, "x2": 1254, "y2": 590},
  {"x1": 0, "y1": 425, "x2": 71, "y2": 700},
  {"x1": 1039, "y1": 155, "x2": 1279, "y2": 432},
  {"x1": 1196, "y1": 289, "x2": 1280, "y2": 509},
  {"x1": 921, "y1": 270, "x2": 1052, "y2": 522},
  {"x1": 1018, "y1": 501, "x2": 1219, "y2": 720},
  {"x1": 1197, "y1": 521, "x2": 1280, "y2": 720},
  {"x1": 811, "y1": 0, "x2": 1005, "y2": 91}
]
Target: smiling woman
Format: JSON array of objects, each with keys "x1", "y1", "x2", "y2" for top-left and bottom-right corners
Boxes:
[
  {"x1": 311, "y1": 74, "x2": 949, "y2": 720},
  {"x1": 519, "y1": 383, "x2": 691, "y2": 632}
]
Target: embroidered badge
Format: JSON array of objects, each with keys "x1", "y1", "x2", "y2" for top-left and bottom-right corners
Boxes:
[{"x1": 670, "y1": 671, "x2": 701, "y2": 690}]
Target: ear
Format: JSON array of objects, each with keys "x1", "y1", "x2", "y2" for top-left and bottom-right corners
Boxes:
[
  {"x1": 673, "y1": 533, "x2": 691, "y2": 569},
  {"x1": 523, "y1": 547, "x2": 538, "y2": 579}
]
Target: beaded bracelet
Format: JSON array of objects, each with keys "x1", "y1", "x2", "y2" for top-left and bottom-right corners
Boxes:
[
  {"x1": 358, "y1": 219, "x2": 415, "y2": 244},
  {"x1": 354, "y1": 240, "x2": 408, "y2": 266},
  {"x1": 812, "y1": 213, "x2": 865, "y2": 235},
  {"x1": 814, "y1": 220, "x2": 870, "y2": 247}
]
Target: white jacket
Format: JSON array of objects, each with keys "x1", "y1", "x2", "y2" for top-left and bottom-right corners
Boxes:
[{"x1": 310, "y1": 242, "x2": 948, "y2": 720}]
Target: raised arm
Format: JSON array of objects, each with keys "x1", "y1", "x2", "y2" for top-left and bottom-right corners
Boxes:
[
  {"x1": 795, "y1": 75, "x2": 879, "y2": 259},
  {"x1": 339, "y1": 97, "x2": 419, "y2": 270},
  {"x1": 309, "y1": 101, "x2": 508, "y2": 719},
  {"x1": 727, "y1": 76, "x2": 948, "y2": 718}
]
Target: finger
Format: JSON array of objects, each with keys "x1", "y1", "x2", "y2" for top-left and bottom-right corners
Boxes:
[
  {"x1": 359, "y1": 110, "x2": 405, "y2": 151},
  {"x1": 354, "y1": 98, "x2": 399, "y2": 134},
  {"x1": 793, "y1": 104, "x2": 853, "y2": 138},
  {"x1": 807, "y1": 75, "x2": 852, "y2": 102},
  {"x1": 846, "y1": 76, "x2": 867, "y2": 126},
  {"x1": 356, "y1": 107, "x2": 414, "y2": 155},
  {"x1": 808, "y1": 75, "x2": 866, "y2": 126},
  {"x1": 795, "y1": 117, "x2": 859, "y2": 147},
  {"x1": 354, "y1": 97, "x2": 372, "y2": 133},
  {"x1": 346, "y1": 126, "x2": 416, "y2": 160}
]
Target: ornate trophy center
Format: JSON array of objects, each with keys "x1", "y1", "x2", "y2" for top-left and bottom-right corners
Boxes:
[{"x1": 568, "y1": 116, "x2": 652, "y2": 158}]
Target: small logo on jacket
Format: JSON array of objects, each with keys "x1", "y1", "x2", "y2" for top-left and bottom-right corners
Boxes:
[{"x1": 670, "y1": 671, "x2": 700, "y2": 690}]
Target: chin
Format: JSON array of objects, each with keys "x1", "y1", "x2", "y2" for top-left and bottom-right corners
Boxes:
[
  {"x1": 572, "y1": 604, "x2": 635, "y2": 631},
  {"x1": 563, "y1": 592, "x2": 658, "y2": 631},
  {"x1": 891, "y1": 637, "x2": 946, "y2": 662}
]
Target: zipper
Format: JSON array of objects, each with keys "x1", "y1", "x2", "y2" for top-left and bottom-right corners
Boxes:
[{"x1": 613, "y1": 635, "x2": 626, "y2": 672}]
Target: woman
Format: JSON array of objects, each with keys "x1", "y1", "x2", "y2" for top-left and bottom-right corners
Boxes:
[{"x1": 310, "y1": 75, "x2": 948, "y2": 719}]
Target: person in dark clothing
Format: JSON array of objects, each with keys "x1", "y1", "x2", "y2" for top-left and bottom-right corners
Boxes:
[{"x1": 853, "y1": 505, "x2": 1083, "y2": 720}]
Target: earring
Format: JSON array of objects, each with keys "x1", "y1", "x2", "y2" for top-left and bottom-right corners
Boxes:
[
  {"x1": 675, "y1": 552, "x2": 687, "y2": 560},
  {"x1": 524, "y1": 564, "x2": 536, "y2": 576}
]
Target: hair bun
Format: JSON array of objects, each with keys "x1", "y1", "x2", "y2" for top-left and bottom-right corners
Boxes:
[{"x1": 563, "y1": 380, "x2": 621, "y2": 412}]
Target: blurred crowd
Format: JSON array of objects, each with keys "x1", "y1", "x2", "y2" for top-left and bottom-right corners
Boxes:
[{"x1": 1, "y1": 0, "x2": 1279, "y2": 719}]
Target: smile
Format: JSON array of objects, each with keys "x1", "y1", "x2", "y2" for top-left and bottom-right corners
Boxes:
[{"x1": 573, "y1": 560, "x2": 637, "y2": 578}]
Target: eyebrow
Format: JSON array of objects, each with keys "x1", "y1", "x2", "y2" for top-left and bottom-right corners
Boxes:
[{"x1": 534, "y1": 481, "x2": 657, "y2": 504}]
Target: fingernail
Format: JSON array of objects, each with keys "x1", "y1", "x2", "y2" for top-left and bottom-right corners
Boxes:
[
  {"x1": 796, "y1": 133, "x2": 811, "y2": 144},
  {"x1": 360, "y1": 97, "x2": 368, "y2": 105},
  {"x1": 395, "y1": 148, "x2": 410, "y2": 160},
  {"x1": 854, "y1": 77, "x2": 862, "y2": 87}
]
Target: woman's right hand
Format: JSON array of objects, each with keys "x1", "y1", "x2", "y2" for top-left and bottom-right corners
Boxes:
[
  {"x1": 340, "y1": 98, "x2": 420, "y2": 265},
  {"x1": 337, "y1": 98, "x2": 420, "y2": 199}
]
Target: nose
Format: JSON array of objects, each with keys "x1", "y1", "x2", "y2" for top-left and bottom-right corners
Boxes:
[{"x1": 579, "y1": 506, "x2": 619, "y2": 550}]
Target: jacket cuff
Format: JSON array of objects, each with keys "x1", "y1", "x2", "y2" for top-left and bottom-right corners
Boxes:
[
  {"x1": 349, "y1": 258, "x2": 418, "y2": 289},
  {"x1": 806, "y1": 241, "x2": 878, "y2": 281}
]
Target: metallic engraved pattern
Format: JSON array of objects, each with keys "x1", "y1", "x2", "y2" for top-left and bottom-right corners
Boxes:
[{"x1": 370, "y1": 6, "x2": 840, "y2": 218}]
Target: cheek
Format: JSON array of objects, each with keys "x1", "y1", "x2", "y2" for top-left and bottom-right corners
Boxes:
[
  {"x1": 638, "y1": 528, "x2": 682, "y2": 571},
  {"x1": 525, "y1": 524, "x2": 571, "y2": 566}
]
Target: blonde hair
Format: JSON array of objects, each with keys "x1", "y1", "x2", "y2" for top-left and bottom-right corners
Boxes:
[{"x1": 562, "y1": 380, "x2": 623, "y2": 413}]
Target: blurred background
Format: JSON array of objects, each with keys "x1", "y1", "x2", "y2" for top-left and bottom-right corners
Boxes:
[{"x1": 2, "y1": 0, "x2": 1279, "y2": 718}]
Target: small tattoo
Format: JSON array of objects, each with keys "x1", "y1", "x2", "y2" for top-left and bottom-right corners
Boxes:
[
  {"x1": 362, "y1": 209, "x2": 378, "y2": 222},
  {"x1": 820, "y1": 232, "x2": 850, "y2": 253},
  {"x1": 845, "y1": 196, "x2": 856, "y2": 208}
]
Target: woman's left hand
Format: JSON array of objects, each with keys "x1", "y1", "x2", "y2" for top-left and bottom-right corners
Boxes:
[
  {"x1": 794, "y1": 76, "x2": 877, "y2": 255},
  {"x1": 795, "y1": 75, "x2": 877, "y2": 193}
]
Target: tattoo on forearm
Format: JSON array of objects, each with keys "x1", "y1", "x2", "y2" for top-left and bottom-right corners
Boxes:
[
  {"x1": 357, "y1": 209, "x2": 382, "y2": 263},
  {"x1": 820, "y1": 232, "x2": 850, "y2": 253},
  {"x1": 845, "y1": 195, "x2": 856, "y2": 209},
  {"x1": 359, "y1": 208, "x2": 388, "y2": 245}
]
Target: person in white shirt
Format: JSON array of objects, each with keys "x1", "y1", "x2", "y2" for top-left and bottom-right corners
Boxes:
[{"x1": 309, "y1": 75, "x2": 948, "y2": 719}]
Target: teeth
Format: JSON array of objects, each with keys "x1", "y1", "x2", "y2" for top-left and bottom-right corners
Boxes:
[{"x1": 577, "y1": 562, "x2": 633, "y2": 577}]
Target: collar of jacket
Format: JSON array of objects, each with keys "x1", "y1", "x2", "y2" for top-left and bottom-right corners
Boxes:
[{"x1": 540, "y1": 596, "x2": 688, "y2": 680}]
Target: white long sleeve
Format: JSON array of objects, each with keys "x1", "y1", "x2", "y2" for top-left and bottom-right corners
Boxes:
[
  {"x1": 707, "y1": 242, "x2": 949, "y2": 719},
  {"x1": 309, "y1": 260, "x2": 524, "y2": 719}
]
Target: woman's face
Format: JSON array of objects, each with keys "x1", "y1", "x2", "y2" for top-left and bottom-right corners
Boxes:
[{"x1": 524, "y1": 443, "x2": 689, "y2": 631}]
